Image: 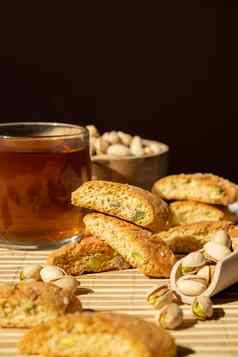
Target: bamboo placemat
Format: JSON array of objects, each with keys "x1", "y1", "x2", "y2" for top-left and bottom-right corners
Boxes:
[{"x1": 0, "y1": 248, "x2": 238, "y2": 357}]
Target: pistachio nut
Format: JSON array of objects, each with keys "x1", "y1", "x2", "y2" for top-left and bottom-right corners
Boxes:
[
  {"x1": 176, "y1": 275, "x2": 207, "y2": 296},
  {"x1": 148, "y1": 142, "x2": 163, "y2": 155},
  {"x1": 102, "y1": 131, "x2": 120, "y2": 144},
  {"x1": 181, "y1": 251, "x2": 206, "y2": 274},
  {"x1": 53, "y1": 276, "x2": 79, "y2": 293},
  {"x1": 156, "y1": 303, "x2": 183, "y2": 330},
  {"x1": 89, "y1": 136, "x2": 97, "y2": 155},
  {"x1": 130, "y1": 136, "x2": 144, "y2": 156},
  {"x1": 203, "y1": 241, "x2": 231, "y2": 262},
  {"x1": 144, "y1": 146, "x2": 154, "y2": 155},
  {"x1": 211, "y1": 230, "x2": 231, "y2": 248},
  {"x1": 107, "y1": 144, "x2": 130, "y2": 156},
  {"x1": 86, "y1": 125, "x2": 100, "y2": 138},
  {"x1": 147, "y1": 285, "x2": 175, "y2": 310},
  {"x1": 192, "y1": 295, "x2": 213, "y2": 320},
  {"x1": 19, "y1": 264, "x2": 42, "y2": 281},
  {"x1": 118, "y1": 131, "x2": 132, "y2": 146},
  {"x1": 232, "y1": 237, "x2": 238, "y2": 251},
  {"x1": 40, "y1": 265, "x2": 66, "y2": 283},
  {"x1": 95, "y1": 137, "x2": 109, "y2": 155},
  {"x1": 196, "y1": 265, "x2": 215, "y2": 284}
]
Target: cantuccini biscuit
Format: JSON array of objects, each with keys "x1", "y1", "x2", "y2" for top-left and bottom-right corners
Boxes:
[
  {"x1": 155, "y1": 221, "x2": 235, "y2": 253},
  {"x1": 72, "y1": 180, "x2": 170, "y2": 232},
  {"x1": 0, "y1": 281, "x2": 82, "y2": 328},
  {"x1": 152, "y1": 173, "x2": 238, "y2": 206},
  {"x1": 83, "y1": 213, "x2": 175, "y2": 278},
  {"x1": 19, "y1": 311, "x2": 176, "y2": 357},
  {"x1": 47, "y1": 235, "x2": 130, "y2": 275},
  {"x1": 169, "y1": 200, "x2": 237, "y2": 226}
]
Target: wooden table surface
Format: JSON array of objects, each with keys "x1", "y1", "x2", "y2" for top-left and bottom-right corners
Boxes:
[{"x1": 0, "y1": 248, "x2": 238, "y2": 357}]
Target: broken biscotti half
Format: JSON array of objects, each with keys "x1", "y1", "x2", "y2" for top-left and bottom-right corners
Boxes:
[
  {"x1": 72, "y1": 180, "x2": 171, "y2": 232},
  {"x1": 0, "y1": 281, "x2": 82, "y2": 328},
  {"x1": 152, "y1": 173, "x2": 238, "y2": 206},
  {"x1": 47, "y1": 235, "x2": 130, "y2": 275},
  {"x1": 83, "y1": 213, "x2": 175, "y2": 278},
  {"x1": 19, "y1": 311, "x2": 176, "y2": 357},
  {"x1": 155, "y1": 220, "x2": 236, "y2": 253},
  {"x1": 169, "y1": 200, "x2": 238, "y2": 226}
]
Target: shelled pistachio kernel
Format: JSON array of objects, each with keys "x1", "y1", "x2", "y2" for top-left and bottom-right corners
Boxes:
[
  {"x1": 53, "y1": 276, "x2": 79, "y2": 293},
  {"x1": 211, "y1": 229, "x2": 231, "y2": 248},
  {"x1": 156, "y1": 303, "x2": 183, "y2": 330},
  {"x1": 19, "y1": 264, "x2": 42, "y2": 281},
  {"x1": 181, "y1": 251, "x2": 206, "y2": 274},
  {"x1": 147, "y1": 285, "x2": 175, "y2": 309},
  {"x1": 176, "y1": 275, "x2": 207, "y2": 296},
  {"x1": 40, "y1": 265, "x2": 66, "y2": 283},
  {"x1": 203, "y1": 241, "x2": 231, "y2": 262},
  {"x1": 196, "y1": 264, "x2": 215, "y2": 284},
  {"x1": 192, "y1": 295, "x2": 213, "y2": 320}
]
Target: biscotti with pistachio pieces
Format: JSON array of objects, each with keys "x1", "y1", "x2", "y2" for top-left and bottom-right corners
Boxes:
[
  {"x1": 18, "y1": 311, "x2": 176, "y2": 357},
  {"x1": 72, "y1": 180, "x2": 170, "y2": 232},
  {"x1": 83, "y1": 213, "x2": 175, "y2": 278},
  {"x1": 47, "y1": 235, "x2": 130, "y2": 275},
  {"x1": 169, "y1": 200, "x2": 238, "y2": 226},
  {"x1": 0, "y1": 281, "x2": 82, "y2": 328},
  {"x1": 155, "y1": 220, "x2": 235, "y2": 253},
  {"x1": 152, "y1": 173, "x2": 238, "y2": 206}
]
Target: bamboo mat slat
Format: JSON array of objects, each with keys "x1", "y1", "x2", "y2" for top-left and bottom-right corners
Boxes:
[{"x1": 0, "y1": 248, "x2": 238, "y2": 357}]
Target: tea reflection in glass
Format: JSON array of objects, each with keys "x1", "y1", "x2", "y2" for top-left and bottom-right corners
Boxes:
[{"x1": 0, "y1": 122, "x2": 91, "y2": 250}]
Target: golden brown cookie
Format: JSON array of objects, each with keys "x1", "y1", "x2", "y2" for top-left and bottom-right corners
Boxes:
[
  {"x1": 18, "y1": 311, "x2": 176, "y2": 357},
  {"x1": 72, "y1": 180, "x2": 170, "y2": 232},
  {"x1": 47, "y1": 236, "x2": 130, "y2": 275},
  {"x1": 0, "y1": 281, "x2": 82, "y2": 328},
  {"x1": 155, "y1": 220, "x2": 235, "y2": 253},
  {"x1": 169, "y1": 200, "x2": 238, "y2": 226},
  {"x1": 83, "y1": 213, "x2": 175, "y2": 278},
  {"x1": 153, "y1": 173, "x2": 238, "y2": 206}
]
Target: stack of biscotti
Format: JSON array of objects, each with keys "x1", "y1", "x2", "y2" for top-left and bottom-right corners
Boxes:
[
  {"x1": 152, "y1": 173, "x2": 238, "y2": 253},
  {"x1": 69, "y1": 180, "x2": 175, "y2": 278}
]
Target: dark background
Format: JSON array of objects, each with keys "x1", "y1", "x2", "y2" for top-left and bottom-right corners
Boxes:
[{"x1": 1, "y1": 2, "x2": 238, "y2": 181}]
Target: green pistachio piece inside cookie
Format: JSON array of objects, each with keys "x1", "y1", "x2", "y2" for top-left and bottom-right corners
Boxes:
[
  {"x1": 133, "y1": 210, "x2": 145, "y2": 222},
  {"x1": 130, "y1": 252, "x2": 144, "y2": 265}
]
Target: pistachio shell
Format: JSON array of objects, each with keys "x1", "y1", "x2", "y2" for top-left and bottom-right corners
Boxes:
[
  {"x1": 176, "y1": 275, "x2": 207, "y2": 296},
  {"x1": 86, "y1": 125, "x2": 100, "y2": 138},
  {"x1": 20, "y1": 265, "x2": 42, "y2": 281},
  {"x1": 212, "y1": 230, "x2": 231, "y2": 248},
  {"x1": 148, "y1": 142, "x2": 163, "y2": 154},
  {"x1": 107, "y1": 144, "x2": 130, "y2": 156},
  {"x1": 53, "y1": 276, "x2": 79, "y2": 292},
  {"x1": 144, "y1": 146, "x2": 154, "y2": 155},
  {"x1": 203, "y1": 242, "x2": 231, "y2": 262},
  {"x1": 102, "y1": 131, "x2": 120, "y2": 144},
  {"x1": 196, "y1": 265, "x2": 215, "y2": 284},
  {"x1": 40, "y1": 265, "x2": 66, "y2": 283},
  {"x1": 95, "y1": 138, "x2": 109, "y2": 155},
  {"x1": 130, "y1": 136, "x2": 144, "y2": 156},
  {"x1": 156, "y1": 303, "x2": 183, "y2": 330},
  {"x1": 117, "y1": 131, "x2": 132, "y2": 146},
  {"x1": 181, "y1": 251, "x2": 206, "y2": 274},
  {"x1": 192, "y1": 295, "x2": 213, "y2": 320},
  {"x1": 147, "y1": 285, "x2": 174, "y2": 309}
]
